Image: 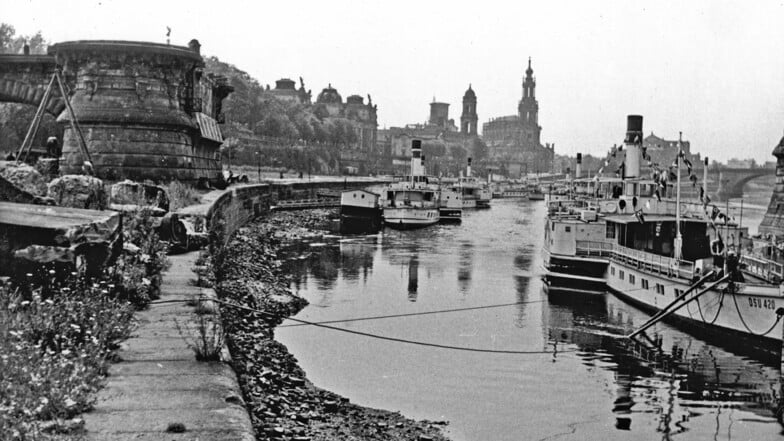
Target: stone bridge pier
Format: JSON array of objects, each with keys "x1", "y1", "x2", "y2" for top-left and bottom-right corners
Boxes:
[
  {"x1": 760, "y1": 136, "x2": 784, "y2": 237},
  {"x1": 0, "y1": 54, "x2": 63, "y2": 115},
  {"x1": 0, "y1": 39, "x2": 232, "y2": 184}
]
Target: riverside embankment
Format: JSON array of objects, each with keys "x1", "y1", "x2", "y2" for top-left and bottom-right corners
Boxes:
[
  {"x1": 213, "y1": 211, "x2": 449, "y2": 440},
  {"x1": 188, "y1": 178, "x2": 447, "y2": 440}
]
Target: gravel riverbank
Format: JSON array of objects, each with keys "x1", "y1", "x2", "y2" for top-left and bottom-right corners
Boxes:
[{"x1": 212, "y1": 209, "x2": 450, "y2": 441}]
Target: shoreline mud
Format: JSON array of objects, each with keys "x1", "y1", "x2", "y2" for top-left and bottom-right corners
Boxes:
[{"x1": 211, "y1": 209, "x2": 450, "y2": 441}]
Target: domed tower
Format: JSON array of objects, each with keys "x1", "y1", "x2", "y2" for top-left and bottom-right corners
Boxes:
[
  {"x1": 518, "y1": 57, "x2": 541, "y2": 146},
  {"x1": 461, "y1": 84, "x2": 478, "y2": 136},
  {"x1": 316, "y1": 83, "x2": 343, "y2": 117},
  {"x1": 759, "y1": 135, "x2": 784, "y2": 237}
]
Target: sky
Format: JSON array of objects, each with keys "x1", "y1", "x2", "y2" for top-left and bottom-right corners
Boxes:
[{"x1": 3, "y1": 0, "x2": 784, "y2": 163}]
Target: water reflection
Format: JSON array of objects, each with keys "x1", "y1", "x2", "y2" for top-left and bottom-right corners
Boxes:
[
  {"x1": 276, "y1": 201, "x2": 781, "y2": 441},
  {"x1": 283, "y1": 237, "x2": 379, "y2": 292},
  {"x1": 407, "y1": 254, "x2": 419, "y2": 301},
  {"x1": 457, "y1": 241, "x2": 473, "y2": 294},
  {"x1": 545, "y1": 288, "x2": 781, "y2": 437}
]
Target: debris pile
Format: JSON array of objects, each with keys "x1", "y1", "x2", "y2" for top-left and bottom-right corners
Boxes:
[{"x1": 214, "y1": 214, "x2": 449, "y2": 441}]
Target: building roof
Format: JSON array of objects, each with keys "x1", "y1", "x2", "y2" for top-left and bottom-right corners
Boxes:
[
  {"x1": 275, "y1": 78, "x2": 296, "y2": 90},
  {"x1": 463, "y1": 84, "x2": 476, "y2": 99},
  {"x1": 316, "y1": 84, "x2": 342, "y2": 104}
]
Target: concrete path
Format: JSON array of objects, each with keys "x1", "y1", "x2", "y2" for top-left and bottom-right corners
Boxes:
[{"x1": 82, "y1": 252, "x2": 254, "y2": 440}]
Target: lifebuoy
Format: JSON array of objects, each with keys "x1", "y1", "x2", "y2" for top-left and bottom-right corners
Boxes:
[{"x1": 600, "y1": 201, "x2": 617, "y2": 213}]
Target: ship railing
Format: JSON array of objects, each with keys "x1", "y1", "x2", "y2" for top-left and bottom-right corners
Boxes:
[
  {"x1": 547, "y1": 199, "x2": 590, "y2": 215},
  {"x1": 575, "y1": 240, "x2": 614, "y2": 258},
  {"x1": 611, "y1": 244, "x2": 695, "y2": 280},
  {"x1": 741, "y1": 254, "x2": 783, "y2": 283}
]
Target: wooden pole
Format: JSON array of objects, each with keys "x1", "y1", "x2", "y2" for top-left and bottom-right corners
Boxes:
[
  {"x1": 54, "y1": 69, "x2": 93, "y2": 167},
  {"x1": 16, "y1": 73, "x2": 56, "y2": 163}
]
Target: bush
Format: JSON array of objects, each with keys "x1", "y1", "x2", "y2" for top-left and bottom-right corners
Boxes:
[
  {"x1": 0, "y1": 208, "x2": 169, "y2": 437},
  {"x1": 166, "y1": 180, "x2": 201, "y2": 212},
  {"x1": 108, "y1": 208, "x2": 169, "y2": 309},
  {"x1": 0, "y1": 278, "x2": 134, "y2": 437}
]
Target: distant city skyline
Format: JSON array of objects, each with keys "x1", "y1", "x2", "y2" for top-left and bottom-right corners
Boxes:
[{"x1": 4, "y1": 0, "x2": 784, "y2": 163}]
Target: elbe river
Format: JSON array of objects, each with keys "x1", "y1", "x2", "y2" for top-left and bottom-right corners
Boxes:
[{"x1": 276, "y1": 185, "x2": 781, "y2": 441}]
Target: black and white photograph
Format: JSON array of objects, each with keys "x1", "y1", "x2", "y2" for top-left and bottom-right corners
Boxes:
[{"x1": 2, "y1": 1, "x2": 784, "y2": 440}]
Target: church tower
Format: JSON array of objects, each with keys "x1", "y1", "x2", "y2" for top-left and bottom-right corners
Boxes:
[
  {"x1": 461, "y1": 84, "x2": 478, "y2": 136},
  {"x1": 518, "y1": 57, "x2": 541, "y2": 146}
]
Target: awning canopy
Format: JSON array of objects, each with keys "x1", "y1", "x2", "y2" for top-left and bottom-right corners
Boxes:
[
  {"x1": 604, "y1": 214, "x2": 706, "y2": 224},
  {"x1": 195, "y1": 112, "x2": 223, "y2": 143}
]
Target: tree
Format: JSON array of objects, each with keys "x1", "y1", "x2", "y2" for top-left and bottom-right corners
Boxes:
[
  {"x1": 0, "y1": 24, "x2": 47, "y2": 54},
  {"x1": 0, "y1": 23, "x2": 15, "y2": 52}
]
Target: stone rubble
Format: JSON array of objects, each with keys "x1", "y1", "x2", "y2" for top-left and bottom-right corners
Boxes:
[
  {"x1": 47, "y1": 174, "x2": 107, "y2": 210},
  {"x1": 214, "y1": 210, "x2": 450, "y2": 441},
  {"x1": 0, "y1": 160, "x2": 49, "y2": 196}
]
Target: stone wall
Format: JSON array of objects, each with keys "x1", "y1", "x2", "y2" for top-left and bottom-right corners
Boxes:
[{"x1": 204, "y1": 179, "x2": 391, "y2": 248}]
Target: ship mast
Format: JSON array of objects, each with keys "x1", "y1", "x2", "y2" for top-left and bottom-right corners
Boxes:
[{"x1": 674, "y1": 132, "x2": 683, "y2": 261}]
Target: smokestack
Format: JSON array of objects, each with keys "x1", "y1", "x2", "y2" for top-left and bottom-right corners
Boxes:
[
  {"x1": 575, "y1": 153, "x2": 582, "y2": 179},
  {"x1": 410, "y1": 139, "x2": 423, "y2": 178},
  {"x1": 623, "y1": 115, "x2": 643, "y2": 178},
  {"x1": 467, "y1": 157, "x2": 472, "y2": 178},
  {"x1": 703, "y1": 156, "x2": 708, "y2": 197}
]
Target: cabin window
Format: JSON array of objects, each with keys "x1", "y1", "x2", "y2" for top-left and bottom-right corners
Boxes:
[
  {"x1": 641, "y1": 279, "x2": 649, "y2": 289},
  {"x1": 565, "y1": 226, "x2": 571, "y2": 233},
  {"x1": 655, "y1": 283, "x2": 665, "y2": 295},
  {"x1": 606, "y1": 223, "x2": 616, "y2": 239},
  {"x1": 628, "y1": 274, "x2": 635, "y2": 284},
  {"x1": 611, "y1": 266, "x2": 615, "y2": 276},
  {"x1": 619, "y1": 270, "x2": 625, "y2": 280}
]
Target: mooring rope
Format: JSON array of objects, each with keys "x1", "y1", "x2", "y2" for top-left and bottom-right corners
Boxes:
[
  {"x1": 210, "y1": 298, "x2": 573, "y2": 355},
  {"x1": 277, "y1": 299, "x2": 546, "y2": 328},
  {"x1": 730, "y1": 292, "x2": 783, "y2": 337},
  {"x1": 695, "y1": 289, "x2": 725, "y2": 326}
]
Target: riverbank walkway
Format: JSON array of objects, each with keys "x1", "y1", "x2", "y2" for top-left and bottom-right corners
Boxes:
[{"x1": 82, "y1": 251, "x2": 255, "y2": 440}]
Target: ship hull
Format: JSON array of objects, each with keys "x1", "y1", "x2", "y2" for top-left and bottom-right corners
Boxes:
[
  {"x1": 383, "y1": 207, "x2": 440, "y2": 230},
  {"x1": 607, "y1": 260, "x2": 784, "y2": 343}
]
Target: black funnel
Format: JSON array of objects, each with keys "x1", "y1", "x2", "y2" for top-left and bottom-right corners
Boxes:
[
  {"x1": 576, "y1": 153, "x2": 582, "y2": 164},
  {"x1": 412, "y1": 139, "x2": 421, "y2": 158},
  {"x1": 625, "y1": 115, "x2": 643, "y2": 144}
]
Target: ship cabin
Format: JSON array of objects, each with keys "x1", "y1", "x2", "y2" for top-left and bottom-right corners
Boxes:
[
  {"x1": 604, "y1": 215, "x2": 713, "y2": 280},
  {"x1": 383, "y1": 186, "x2": 438, "y2": 209}
]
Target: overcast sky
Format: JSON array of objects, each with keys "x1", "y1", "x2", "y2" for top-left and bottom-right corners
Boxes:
[{"x1": 4, "y1": 0, "x2": 784, "y2": 162}]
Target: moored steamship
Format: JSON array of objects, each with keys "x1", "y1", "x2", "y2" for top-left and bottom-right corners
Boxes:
[{"x1": 544, "y1": 115, "x2": 784, "y2": 344}]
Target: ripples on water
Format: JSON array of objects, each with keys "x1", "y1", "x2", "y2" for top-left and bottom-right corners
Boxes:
[{"x1": 275, "y1": 199, "x2": 783, "y2": 441}]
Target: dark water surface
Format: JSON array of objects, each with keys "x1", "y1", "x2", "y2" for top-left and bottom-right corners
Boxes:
[{"x1": 275, "y1": 199, "x2": 783, "y2": 441}]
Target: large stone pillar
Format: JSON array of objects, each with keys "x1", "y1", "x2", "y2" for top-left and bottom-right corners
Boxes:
[
  {"x1": 49, "y1": 41, "x2": 220, "y2": 183},
  {"x1": 759, "y1": 136, "x2": 784, "y2": 237}
]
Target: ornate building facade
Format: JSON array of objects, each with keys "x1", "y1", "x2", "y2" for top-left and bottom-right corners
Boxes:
[
  {"x1": 482, "y1": 58, "x2": 554, "y2": 178},
  {"x1": 377, "y1": 85, "x2": 482, "y2": 175},
  {"x1": 313, "y1": 84, "x2": 378, "y2": 152},
  {"x1": 266, "y1": 77, "x2": 311, "y2": 104}
]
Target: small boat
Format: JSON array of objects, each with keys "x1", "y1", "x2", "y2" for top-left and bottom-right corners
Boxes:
[
  {"x1": 527, "y1": 183, "x2": 545, "y2": 201},
  {"x1": 339, "y1": 189, "x2": 382, "y2": 234},
  {"x1": 381, "y1": 140, "x2": 440, "y2": 230},
  {"x1": 454, "y1": 158, "x2": 491, "y2": 208},
  {"x1": 438, "y1": 187, "x2": 462, "y2": 223}
]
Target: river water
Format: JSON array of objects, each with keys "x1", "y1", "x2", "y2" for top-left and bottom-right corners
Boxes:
[{"x1": 276, "y1": 197, "x2": 783, "y2": 441}]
